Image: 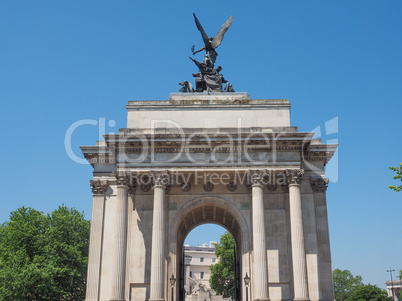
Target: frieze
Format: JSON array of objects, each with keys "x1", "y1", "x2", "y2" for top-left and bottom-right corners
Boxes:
[
  {"x1": 267, "y1": 182, "x2": 278, "y2": 191},
  {"x1": 227, "y1": 182, "x2": 237, "y2": 191},
  {"x1": 141, "y1": 183, "x2": 152, "y2": 192},
  {"x1": 203, "y1": 182, "x2": 214, "y2": 192},
  {"x1": 181, "y1": 182, "x2": 191, "y2": 192}
]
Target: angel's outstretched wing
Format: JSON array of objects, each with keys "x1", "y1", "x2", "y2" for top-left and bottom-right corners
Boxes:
[
  {"x1": 193, "y1": 13, "x2": 211, "y2": 49},
  {"x1": 211, "y1": 16, "x2": 233, "y2": 49}
]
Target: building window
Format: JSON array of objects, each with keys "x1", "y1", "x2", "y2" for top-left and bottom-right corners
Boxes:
[
  {"x1": 212, "y1": 258, "x2": 216, "y2": 263},
  {"x1": 200, "y1": 257, "x2": 204, "y2": 262},
  {"x1": 200, "y1": 272, "x2": 204, "y2": 279},
  {"x1": 190, "y1": 271, "x2": 192, "y2": 277}
]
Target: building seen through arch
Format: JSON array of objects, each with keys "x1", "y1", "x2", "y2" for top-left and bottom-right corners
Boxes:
[{"x1": 183, "y1": 242, "x2": 218, "y2": 293}]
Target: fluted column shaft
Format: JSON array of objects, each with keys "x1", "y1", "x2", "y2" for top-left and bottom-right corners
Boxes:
[
  {"x1": 149, "y1": 171, "x2": 169, "y2": 301},
  {"x1": 286, "y1": 169, "x2": 309, "y2": 301},
  {"x1": 110, "y1": 172, "x2": 131, "y2": 301},
  {"x1": 86, "y1": 180, "x2": 108, "y2": 301},
  {"x1": 252, "y1": 183, "x2": 270, "y2": 300},
  {"x1": 248, "y1": 169, "x2": 270, "y2": 301}
]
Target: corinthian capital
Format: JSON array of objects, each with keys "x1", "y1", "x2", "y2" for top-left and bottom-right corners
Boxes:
[
  {"x1": 113, "y1": 171, "x2": 131, "y2": 187},
  {"x1": 150, "y1": 170, "x2": 170, "y2": 187},
  {"x1": 90, "y1": 179, "x2": 108, "y2": 195},
  {"x1": 113, "y1": 171, "x2": 137, "y2": 192},
  {"x1": 310, "y1": 177, "x2": 329, "y2": 192},
  {"x1": 247, "y1": 169, "x2": 267, "y2": 187},
  {"x1": 284, "y1": 169, "x2": 304, "y2": 186}
]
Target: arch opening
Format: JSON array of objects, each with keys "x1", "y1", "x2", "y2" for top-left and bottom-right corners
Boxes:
[{"x1": 173, "y1": 202, "x2": 245, "y2": 301}]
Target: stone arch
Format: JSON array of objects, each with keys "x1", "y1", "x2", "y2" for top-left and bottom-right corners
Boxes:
[{"x1": 168, "y1": 196, "x2": 251, "y2": 301}]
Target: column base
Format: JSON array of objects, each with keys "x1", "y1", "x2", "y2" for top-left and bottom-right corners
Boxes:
[
  {"x1": 294, "y1": 298, "x2": 310, "y2": 301},
  {"x1": 255, "y1": 298, "x2": 270, "y2": 301},
  {"x1": 148, "y1": 299, "x2": 165, "y2": 301}
]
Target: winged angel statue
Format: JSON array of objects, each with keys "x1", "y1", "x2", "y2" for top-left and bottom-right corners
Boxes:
[
  {"x1": 179, "y1": 13, "x2": 234, "y2": 93},
  {"x1": 192, "y1": 13, "x2": 233, "y2": 69}
]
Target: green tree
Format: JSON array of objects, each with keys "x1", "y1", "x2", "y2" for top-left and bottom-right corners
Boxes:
[
  {"x1": 345, "y1": 284, "x2": 393, "y2": 301},
  {"x1": 0, "y1": 206, "x2": 90, "y2": 300},
  {"x1": 333, "y1": 269, "x2": 363, "y2": 301},
  {"x1": 209, "y1": 231, "x2": 236, "y2": 299},
  {"x1": 389, "y1": 163, "x2": 402, "y2": 192}
]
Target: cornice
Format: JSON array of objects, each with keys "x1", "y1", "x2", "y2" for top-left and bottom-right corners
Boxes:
[{"x1": 81, "y1": 130, "x2": 337, "y2": 166}]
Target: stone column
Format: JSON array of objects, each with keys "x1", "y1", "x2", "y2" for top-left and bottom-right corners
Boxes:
[
  {"x1": 248, "y1": 170, "x2": 270, "y2": 301},
  {"x1": 285, "y1": 169, "x2": 309, "y2": 301},
  {"x1": 184, "y1": 259, "x2": 191, "y2": 295},
  {"x1": 110, "y1": 171, "x2": 133, "y2": 301},
  {"x1": 310, "y1": 177, "x2": 334, "y2": 301},
  {"x1": 149, "y1": 170, "x2": 170, "y2": 301},
  {"x1": 86, "y1": 180, "x2": 108, "y2": 301}
]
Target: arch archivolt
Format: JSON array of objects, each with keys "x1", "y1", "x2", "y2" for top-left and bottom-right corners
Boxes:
[{"x1": 169, "y1": 196, "x2": 250, "y2": 250}]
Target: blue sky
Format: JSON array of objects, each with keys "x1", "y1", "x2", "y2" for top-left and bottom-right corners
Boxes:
[{"x1": 1, "y1": 0, "x2": 401, "y2": 289}]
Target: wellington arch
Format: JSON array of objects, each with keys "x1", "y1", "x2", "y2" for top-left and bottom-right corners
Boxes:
[{"x1": 81, "y1": 92, "x2": 337, "y2": 301}]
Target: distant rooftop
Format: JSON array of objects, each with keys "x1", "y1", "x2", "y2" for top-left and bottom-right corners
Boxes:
[
  {"x1": 184, "y1": 241, "x2": 218, "y2": 252},
  {"x1": 184, "y1": 246, "x2": 216, "y2": 252}
]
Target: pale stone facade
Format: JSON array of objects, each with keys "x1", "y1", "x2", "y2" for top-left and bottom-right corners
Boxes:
[
  {"x1": 81, "y1": 92, "x2": 337, "y2": 301},
  {"x1": 386, "y1": 280, "x2": 402, "y2": 301},
  {"x1": 184, "y1": 243, "x2": 218, "y2": 292}
]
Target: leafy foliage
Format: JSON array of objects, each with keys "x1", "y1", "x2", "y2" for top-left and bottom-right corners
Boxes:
[
  {"x1": 389, "y1": 163, "x2": 402, "y2": 192},
  {"x1": 333, "y1": 269, "x2": 363, "y2": 301},
  {"x1": 345, "y1": 284, "x2": 393, "y2": 301},
  {"x1": 209, "y1": 231, "x2": 236, "y2": 299},
  {"x1": 0, "y1": 206, "x2": 90, "y2": 300}
]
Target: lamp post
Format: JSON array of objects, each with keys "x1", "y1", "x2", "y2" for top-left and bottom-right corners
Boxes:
[
  {"x1": 244, "y1": 273, "x2": 250, "y2": 301},
  {"x1": 387, "y1": 268, "x2": 395, "y2": 300},
  {"x1": 170, "y1": 274, "x2": 176, "y2": 301}
]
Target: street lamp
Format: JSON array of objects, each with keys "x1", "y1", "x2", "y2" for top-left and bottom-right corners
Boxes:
[
  {"x1": 244, "y1": 273, "x2": 250, "y2": 301},
  {"x1": 170, "y1": 274, "x2": 176, "y2": 301},
  {"x1": 387, "y1": 268, "x2": 395, "y2": 300}
]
